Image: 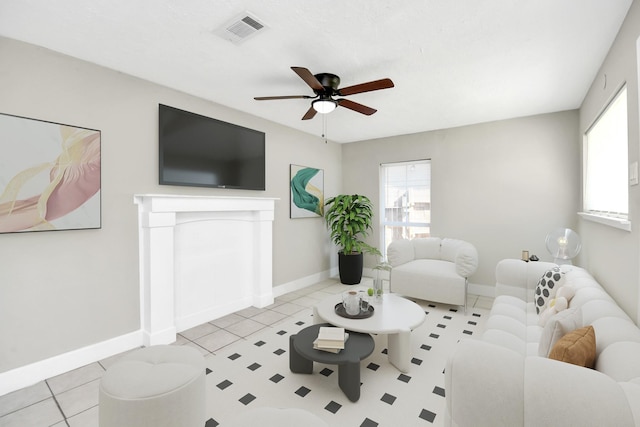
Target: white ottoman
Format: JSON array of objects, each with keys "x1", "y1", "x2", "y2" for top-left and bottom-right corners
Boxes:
[
  {"x1": 227, "y1": 407, "x2": 328, "y2": 427},
  {"x1": 99, "y1": 345, "x2": 205, "y2": 427}
]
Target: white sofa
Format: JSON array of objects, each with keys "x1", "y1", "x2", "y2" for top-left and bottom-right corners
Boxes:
[
  {"x1": 445, "y1": 259, "x2": 640, "y2": 427},
  {"x1": 386, "y1": 238, "x2": 478, "y2": 311}
]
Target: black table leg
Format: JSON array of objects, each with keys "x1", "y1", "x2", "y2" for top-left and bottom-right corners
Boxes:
[
  {"x1": 289, "y1": 334, "x2": 313, "y2": 374},
  {"x1": 338, "y1": 360, "x2": 361, "y2": 402}
]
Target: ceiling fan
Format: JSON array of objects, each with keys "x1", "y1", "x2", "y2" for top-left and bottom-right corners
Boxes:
[{"x1": 254, "y1": 66, "x2": 394, "y2": 120}]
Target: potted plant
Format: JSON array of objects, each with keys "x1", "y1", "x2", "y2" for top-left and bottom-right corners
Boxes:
[{"x1": 324, "y1": 194, "x2": 381, "y2": 284}]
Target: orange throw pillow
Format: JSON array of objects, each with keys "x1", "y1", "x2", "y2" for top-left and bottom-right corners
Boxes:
[{"x1": 548, "y1": 325, "x2": 596, "y2": 368}]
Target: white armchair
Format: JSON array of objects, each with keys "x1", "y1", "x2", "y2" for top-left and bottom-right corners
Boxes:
[{"x1": 386, "y1": 238, "x2": 479, "y2": 312}]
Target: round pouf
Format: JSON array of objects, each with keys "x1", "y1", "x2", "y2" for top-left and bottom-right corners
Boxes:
[{"x1": 99, "y1": 345, "x2": 205, "y2": 427}]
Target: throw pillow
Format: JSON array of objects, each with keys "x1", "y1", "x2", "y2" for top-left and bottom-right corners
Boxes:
[
  {"x1": 548, "y1": 325, "x2": 596, "y2": 368},
  {"x1": 538, "y1": 284, "x2": 577, "y2": 327},
  {"x1": 535, "y1": 267, "x2": 566, "y2": 314},
  {"x1": 538, "y1": 306, "x2": 582, "y2": 357}
]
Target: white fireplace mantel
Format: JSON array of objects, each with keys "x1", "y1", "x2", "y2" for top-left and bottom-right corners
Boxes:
[{"x1": 134, "y1": 194, "x2": 277, "y2": 346}]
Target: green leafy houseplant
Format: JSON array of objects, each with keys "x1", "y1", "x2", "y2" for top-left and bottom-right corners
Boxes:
[
  {"x1": 324, "y1": 194, "x2": 381, "y2": 257},
  {"x1": 325, "y1": 194, "x2": 381, "y2": 284}
]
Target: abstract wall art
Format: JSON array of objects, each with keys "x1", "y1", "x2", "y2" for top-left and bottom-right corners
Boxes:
[
  {"x1": 290, "y1": 164, "x2": 324, "y2": 219},
  {"x1": 0, "y1": 113, "x2": 101, "y2": 233}
]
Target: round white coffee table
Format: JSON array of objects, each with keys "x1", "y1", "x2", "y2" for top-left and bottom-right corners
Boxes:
[{"x1": 313, "y1": 293, "x2": 426, "y2": 372}]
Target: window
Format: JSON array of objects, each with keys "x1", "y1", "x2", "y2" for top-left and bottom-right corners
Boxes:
[
  {"x1": 582, "y1": 85, "x2": 629, "y2": 230},
  {"x1": 380, "y1": 160, "x2": 431, "y2": 258}
]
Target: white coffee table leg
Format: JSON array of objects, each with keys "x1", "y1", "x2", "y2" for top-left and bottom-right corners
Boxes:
[{"x1": 387, "y1": 328, "x2": 411, "y2": 372}]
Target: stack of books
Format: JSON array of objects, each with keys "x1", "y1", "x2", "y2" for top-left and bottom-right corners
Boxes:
[{"x1": 313, "y1": 326, "x2": 349, "y2": 353}]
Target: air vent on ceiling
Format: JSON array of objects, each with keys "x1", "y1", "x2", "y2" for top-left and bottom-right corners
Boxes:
[{"x1": 215, "y1": 12, "x2": 267, "y2": 45}]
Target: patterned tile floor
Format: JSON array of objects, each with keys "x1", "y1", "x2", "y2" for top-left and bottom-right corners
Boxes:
[{"x1": 0, "y1": 278, "x2": 493, "y2": 427}]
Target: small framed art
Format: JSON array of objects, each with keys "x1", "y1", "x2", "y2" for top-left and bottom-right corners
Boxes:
[{"x1": 290, "y1": 164, "x2": 324, "y2": 219}]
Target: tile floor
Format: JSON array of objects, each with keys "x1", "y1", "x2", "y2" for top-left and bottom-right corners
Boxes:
[{"x1": 0, "y1": 278, "x2": 494, "y2": 427}]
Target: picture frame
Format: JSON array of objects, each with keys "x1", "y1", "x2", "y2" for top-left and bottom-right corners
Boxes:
[
  {"x1": 0, "y1": 112, "x2": 101, "y2": 233},
  {"x1": 290, "y1": 164, "x2": 324, "y2": 219}
]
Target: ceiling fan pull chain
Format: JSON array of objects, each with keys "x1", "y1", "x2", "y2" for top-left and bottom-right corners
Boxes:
[{"x1": 322, "y1": 114, "x2": 328, "y2": 143}]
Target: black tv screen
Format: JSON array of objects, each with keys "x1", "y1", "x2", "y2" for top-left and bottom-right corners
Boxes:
[{"x1": 159, "y1": 104, "x2": 265, "y2": 190}]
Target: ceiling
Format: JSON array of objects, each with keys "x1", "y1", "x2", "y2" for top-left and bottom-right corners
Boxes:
[{"x1": 0, "y1": 1, "x2": 633, "y2": 143}]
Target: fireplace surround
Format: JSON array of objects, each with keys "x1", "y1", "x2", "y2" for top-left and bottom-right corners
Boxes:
[{"x1": 134, "y1": 194, "x2": 277, "y2": 346}]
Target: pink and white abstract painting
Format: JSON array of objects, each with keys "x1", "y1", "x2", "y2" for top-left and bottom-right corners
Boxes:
[{"x1": 0, "y1": 113, "x2": 101, "y2": 233}]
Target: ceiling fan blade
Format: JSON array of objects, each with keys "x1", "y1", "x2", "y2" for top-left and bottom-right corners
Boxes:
[
  {"x1": 254, "y1": 95, "x2": 313, "y2": 100},
  {"x1": 337, "y1": 78, "x2": 394, "y2": 96},
  {"x1": 291, "y1": 66, "x2": 324, "y2": 91},
  {"x1": 336, "y1": 98, "x2": 377, "y2": 115},
  {"x1": 301, "y1": 106, "x2": 317, "y2": 120}
]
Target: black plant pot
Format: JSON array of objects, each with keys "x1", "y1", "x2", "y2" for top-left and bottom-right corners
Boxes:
[{"x1": 338, "y1": 252, "x2": 364, "y2": 285}]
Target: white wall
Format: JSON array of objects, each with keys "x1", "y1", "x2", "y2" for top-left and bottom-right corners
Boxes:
[
  {"x1": 0, "y1": 37, "x2": 340, "y2": 376},
  {"x1": 342, "y1": 111, "x2": 580, "y2": 287},
  {"x1": 578, "y1": 0, "x2": 640, "y2": 324}
]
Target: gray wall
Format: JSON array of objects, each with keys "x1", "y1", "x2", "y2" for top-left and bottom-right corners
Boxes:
[
  {"x1": 342, "y1": 111, "x2": 580, "y2": 287},
  {"x1": 0, "y1": 37, "x2": 340, "y2": 373},
  {"x1": 578, "y1": 1, "x2": 640, "y2": 324}
]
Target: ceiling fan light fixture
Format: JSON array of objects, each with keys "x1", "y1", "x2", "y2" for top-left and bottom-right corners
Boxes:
[
  {"x1": 312, "y1": 99, "x2": 337, "y2": 114},
  {"x1": 253, "y1": 67, "x2": 394, "y2": 120}
]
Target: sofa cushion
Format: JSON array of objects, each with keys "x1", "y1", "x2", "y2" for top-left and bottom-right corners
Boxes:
[
  {"x1": 596, "y1": 342, "x2": 640, "y2": 382},
  {"x1": 580, "y1": 299, "x2": 631, "y2": 325},
  {"x1": 570, "y1": 287, "x2": 616, "y2": 310},
  {"x1": 387, "y1": 239, "x2": 415, "y2": 267},
  {"x1": 483, "y1": 295, "x2": 542, "y2": 356},
  {"x1": 412, "y1": 237, "x2": 441, "y2": 260},
  {"x1": 535, "y1": 267, "x2": 566, "y2": 314},
  {"x1": 591, "y1": 317, "x2": 640, "y2": 357},
  {"x1": 489, "y1": 295, "x2": 529, "y2": 321},
  {"x1": 548, "y1": 326, "x2": 596, "y2": 368},
  {"x1": 538, "y1": 307, "x2": 582, "y2": 357},
  {"x1": 391, "y1": 259, "x2": 466, "y2": 305},
  {"x1": 392, "y1": 259, "x2": 462, "y2": 290}
]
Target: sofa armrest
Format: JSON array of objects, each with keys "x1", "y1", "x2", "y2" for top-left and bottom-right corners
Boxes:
[
  {"x1": 446, "y1": 340, "x2": 524, "y2": 427},
  {"x1": 446, "y1": 340, "x2": 638, "y2": 427},
  {"x1": 454, "y1": 243, "x2": 478, "y2": 278},
  {"x1": 495, "y1": 259, "x2": 558, "y2": 301},
  {"x1": 525, "y1": 357, "x2": 637, "y2": 426}
]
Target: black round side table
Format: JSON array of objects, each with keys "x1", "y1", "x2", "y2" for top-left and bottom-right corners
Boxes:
[{"x1": 289, "y1": 323, "x2": 374, "y2": 402}]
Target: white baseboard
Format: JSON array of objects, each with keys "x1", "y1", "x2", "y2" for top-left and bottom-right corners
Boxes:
[
  {"x1": 273, "y1": 269, "x2": 335, "y2": 297},
  {"x1": 469, "y1": 282, "x2": 494, "y2": 298},
  {"x1": 142, "y1": 326, "x2": 177, "y2": 347},
  {"x1": 175, "y1": 296, "x2": 256, "y2": 334},
  {"x1": 0, "y1": 330, "x2": 143, "y2": 397}
]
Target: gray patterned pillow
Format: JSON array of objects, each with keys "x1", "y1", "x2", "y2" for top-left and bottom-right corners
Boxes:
[{"x1": 535, "y1": 267, "x2": 566, "y2": 314}]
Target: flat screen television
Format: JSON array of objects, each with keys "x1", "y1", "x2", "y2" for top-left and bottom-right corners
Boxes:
[{"x1": 159, "y1": 104, "x2": 266, "y2": 190}]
